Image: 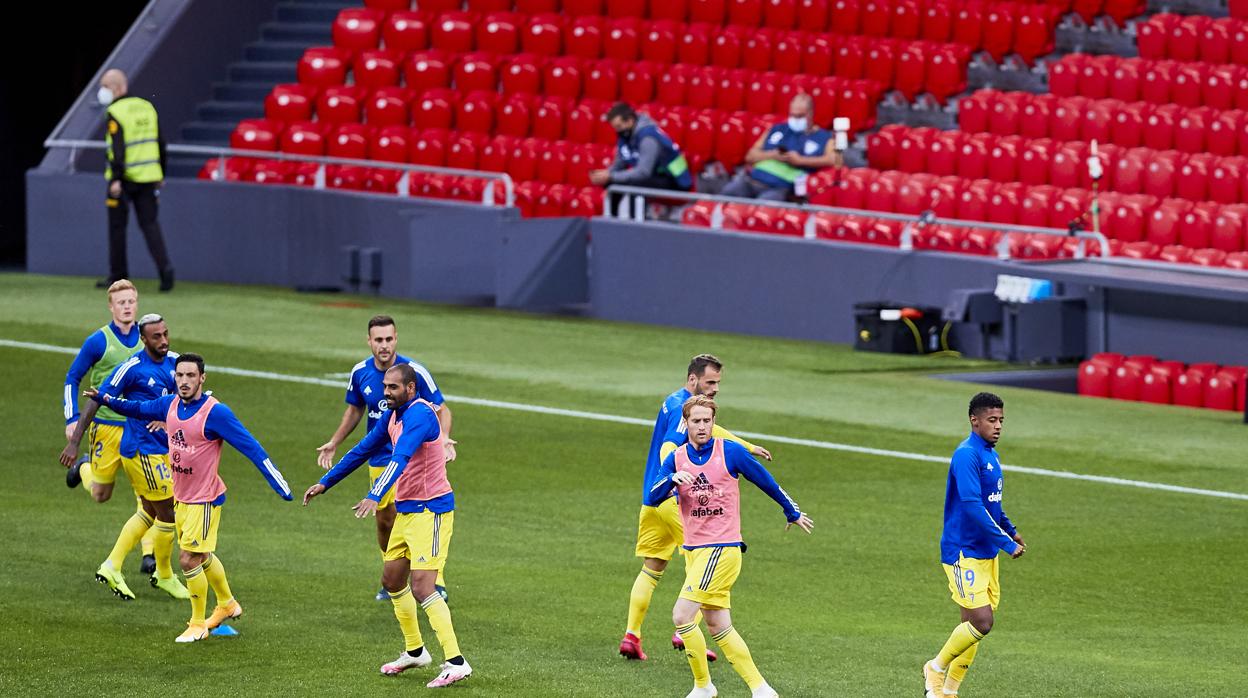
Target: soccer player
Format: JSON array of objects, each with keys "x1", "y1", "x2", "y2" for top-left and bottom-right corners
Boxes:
[
  {"x1": 61, "y1": 278, "x2": 159, "y2": 574},
  {"x1": 60, "y1": 314, "x2": 187, "y2": 600},
  {"x1": 645, "y1": 395, "x2": 813, "y2": 698},
  {"x1": 621, "y1": 353, "x2": 773, "y2": 662},
  {"x1": 315, "y1": 315, "x2": 455, "y2": 600},
  {"x1": 922, "y1": 392, "x2": 1026, "y2": 698},
  {"x1": 85, "y1": 352, "x2": 293, "y2": 643},
  {"x1": 303, "y1": 364, "x2": 472, "y2": 688}
]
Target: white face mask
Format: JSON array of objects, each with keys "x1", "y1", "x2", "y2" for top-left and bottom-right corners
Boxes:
[
  {"x1": 787, "y1": 116, "x2": 808, "y2": 132},
  {"x1": 97, "y1": 87, "x2": 114, "y2": 106}
]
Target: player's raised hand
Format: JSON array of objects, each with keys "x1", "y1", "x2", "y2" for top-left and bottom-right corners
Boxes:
[
  {"x1": 786, "y1": 513, "x2": 815, "y2": 534},
  {"x1": 315, "y1": 441, "x2": 337, "y2": 470},
  {"x1": 58, "y1": 442, "x2": 79, "y2": 468},
  {"x1": 444, "y1": 438, "x2": 458, "y2": 463},
  {"x1": 352, "y1": 498, "x2": 379, "y2": 519},
  {"x1": 303, "y1": 483, "x2": 326, "y2": 506},
  {"x1": 752, "y1": 445, "x2": 773, "y2": 461}
]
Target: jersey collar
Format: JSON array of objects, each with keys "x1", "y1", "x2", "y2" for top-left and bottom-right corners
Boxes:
[{"x1": 968, "y1": 431, "x2": 995, "y2": 450}]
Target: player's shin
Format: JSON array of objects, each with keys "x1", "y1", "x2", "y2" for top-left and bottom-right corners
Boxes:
[
  {"x1": 712, "y1": 626, "x2": 765, "y2": 690},
  {"x1": 421, "y1": 592, "x2": 462, "y2": 659},
  {"x1": 944, "y1": 641, "x2": 979, "y2": 695},
  {"x1": 185, "y1": 564, "x2": 208, "y2": 624},
  {"x1": 936, "y1": 622, "x2": 984, "y2": 669},
  {"x1": 628, "y1": 566, "x2": 664, "y2": 636},
  {"x1": 151, "y1": 519, "x2": 176, "y2": 578},
  {"x1": 390, "y1": 587, "x2": 425, "y2": 651},
  {"x1": 202, "y1": 553, "x2": 234, "y2": 606},
  {"x1": 676, "y1": 621, "x2": 712, "y2": 688},
  {"x1": 108, "y1": 509, "x2": 154, "y2": 569}
]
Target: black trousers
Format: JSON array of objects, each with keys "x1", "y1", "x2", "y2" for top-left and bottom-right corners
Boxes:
[{"x1": 107, "y1": 181, "x2": 172, "y2": 280}]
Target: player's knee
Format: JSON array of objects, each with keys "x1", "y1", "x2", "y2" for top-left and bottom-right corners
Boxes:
[
  {"x1": 672, "y1": 607, "x2": 697, "y2": 627},
  {"x1": 969, "y1": 615, "x2": 994, "y2": 635},
  {"x1": 90, "y1": 489, "x2": 110, "y2": 504},
  {"x1": 646, "y1": 558, "x2": 668, "y2": 573},
  {"x1": 178, "y1": 551, "x2": 197, "y2": 570}
]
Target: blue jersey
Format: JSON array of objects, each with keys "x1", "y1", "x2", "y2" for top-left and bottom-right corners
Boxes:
[
  {"x1": 100, "y1": 350, "x2": 178, "y2": 458},
  {"x1": 940, "y1": 432, "x2": 1019, "y2": 564},
  {"x1": 641, "y1": 387, "x2": 691, "y2": 503},
  {"x1": 346, "y1": 354, "x2": 444, "y2": 466},
  {"x1": 63, "y1": 322, "x2": 140, "y2": 426},
  {"x1": 645, "y1": 438, "x2": 802, "y2": 548}
]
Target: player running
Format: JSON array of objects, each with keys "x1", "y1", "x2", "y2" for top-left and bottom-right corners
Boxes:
[
  {"x1": 922, "y1": 392, "x2": 1026, "y2": 698},
  {"x1": 315, "y1": 315, "x2": 455, "y2": 601},
  {"x1": 60, "y1": 314, "x2": 187, "y2": 600},
  {"x1": 61, "y1": 279, "x2": 159, "y2": 573},
  {"x1": 645, "y1": 395, "x2": 813, "y2": 698},
  {"x1": 621, "y1": 354, "x2": 772, "y2": 662},
  {"x1": 85, "y1": 353, "x2": 293, "y2": 643},
  {"x1": 304, "y1": 364, "x2": 472, "y2": 688}
]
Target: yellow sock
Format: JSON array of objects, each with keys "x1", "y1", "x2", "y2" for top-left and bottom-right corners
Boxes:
[
  {"x1": 202, "y1": 554, "x2": 234, "y2": 606},
  {"x1": 944, "y1": 641, "x2": 979, "y2": 694},
  {"x1": 138, "y1": 498, "x2": 156, "y2": 555},
  {"x1": 936, "y1": 622, "x2": 984, "y2": 669},
  {"x1": 185, "y1": 564, "x2": 207, "y2": 624},
  {"x1": 107, "y1": 510, "x2": 154, "y2": 569},
  {"x1": 676, "y1": 621, "x2": 712, "y2": 688},
  {"x1": 390, "y1": 587, "x2": 425, "y2": 652},
  {"x1": 80, "y1": 461, "x2": 94, "y2": 491},
  {"x1": 626, "y1": 566, "x2": 664, "y2": 636},
  {"x1": 421, "y1": 592, "x2": 461, "y2": 659},
  {"x1": 712, "y1": 626, "x2": 766, "y2": 691},
  {"x1": 151, "y1": 520, "x2": 176, "y2": 578}
]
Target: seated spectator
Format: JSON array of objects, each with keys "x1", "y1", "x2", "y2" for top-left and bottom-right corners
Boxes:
[
  {"x1": 589, "y1": 103, "x2": 693, "y2": 195},
  {"x1": 721, "y1": 95, "x2": 842, "y2": 201}
]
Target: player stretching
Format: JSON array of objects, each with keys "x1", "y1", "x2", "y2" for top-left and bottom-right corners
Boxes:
[
  {"x1": 62, "y1": 279, "x2": 159, "y2": 574},
  {"x1": 86, "y1": 353, "x2": 293, "y2": 643},
  {"x1": 922, "y1": 392, "x2": 1026, "y2": 698},
  {"x1": 621, "y1": 354, "x2": 772, "y2": 662},
  {"x1": 645, "y1": 396, "x2": 812, "y2": 698},
  {"x1": 315, "y1": 315, "x2": 456, "y2": 601},
  {"x1": 60, "y1": 314, "x2": 187, "y2": 600},
  {"x1": 305, "y1": 364, "x2": 472, "y2": 688}
]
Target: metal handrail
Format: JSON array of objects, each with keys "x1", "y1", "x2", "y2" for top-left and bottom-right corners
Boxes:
[
  {"x1": 43, "y1": 138, "x2": 515, "y2": 208},
  {"x1": 604, "y1": 184, "x2": 1114, "y2": 262}
]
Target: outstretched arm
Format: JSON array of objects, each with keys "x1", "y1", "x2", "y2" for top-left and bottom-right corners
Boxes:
[
  {"x1": 316, "y1": 403, "x2": 365, "y2": 469},
  {"x1": 205, "y1": 404, "x2": 292, "y2": 501},
  {"x1": 90, "y1": 390, "x2": 172, "y2": 421},
  {"x1": 319, "y1": 417, "x2": 391, "y2": 491},
  {"x1": 725, "y1": 442, "x2": 801, "y2": 522}
]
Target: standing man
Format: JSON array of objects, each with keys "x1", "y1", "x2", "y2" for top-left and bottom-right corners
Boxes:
[
  {"x1": 304, "y1": 364, "x2": 473, "y2": 688},
  {"x1": 60, "y1": 314, "x2": 187, "y2": 601},
  {"x1": 98, "y1": 68, "x2": 174, "y2": 292},
  {"x1": 922, "y1": 393, "x2": 1026, "y2": 698},
  {"x1": 720, "y1": 94, "x2": 842, "y2": 202},
  {"x1": 645, "y1": 395, "x2": 813, "y2": 698},
  {"x1": 315, "y1": 315, "x2": 456, "y2": 600},
  {"x1": 62, "y1": 278, "x2": 160, "y2": 574},
  {"x1": 86, "y1": 353, "x2": 293, "y2": 643},
  {"x1": 619, "y1": 354, "x2": 772, "y2": 662}
]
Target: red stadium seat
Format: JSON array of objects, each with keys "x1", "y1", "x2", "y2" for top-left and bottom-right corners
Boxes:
[
  {"x1": 1142, "y1": 150, "x2": 1181, "y2": 199},
  {"x1": 831, "y1": 0, "x2": 861, "y2": 34},
  {"x1": 608, "y1": 0, "x2": 648, "y2": 16},
  {"x1": 432, "y1": 12, "x2": 476, "y2": 54},
  {"x1": 1078, "y1": 360, "x2": 1112, "y2": 397},
  {"x1": 653, "y1": 0, "x2": 692, "y2": 21},
  {"x1": 1108, "y1": 58, "x2": 1141, "y2": 103},
  {"x1": 621, "y1": 61, "x2": 658, "y2": 104},
  {"x1": 743, "y1": 30, "x2": 774, "y2": 72},
  {"x1": 453, "y1": 53, "x2": 499, "y2": 94},
  {"x1": 1172, "y1": 107, "x2": 1208, "y2": 153},
  {"x1": 1135, "y1": 14, "x2": 1171, "y2": 58},
  {"x1": 834, "y1": 35, "x2": 866, "y2": 79},
  {"x1": 987, "y1": 91, "x2": 1023, "y2": 136},
  {"x1": 1017, "y1": 93, "x2": 1054, "y2": 139},
  {"x1": 500, "y1": 54, "x2": 543, "y2": 95},
  {"x1": 333, "y1": 8, "x2": 384, "y2": 55},
  {"x1": 316, "y1": 85, "x2": 366, "y2": 124},
  {"x1": 1018, "y1": 185, "x2": 1058, "y2": 226},
  {"x1": 1146, "y1": 198, "x2": 1188, "y2": 247},
  {"x1": 957, "y1": 133, "x2": 993, "y2": 180},
  {"x1": 860, "y1": 0, "x2": 890, "y2": 37},
  {"x1": 1048, "y1": 55, "x2": 1082, "y2": 97},
  {"x1": 678, "y1": 22, "x2": 713, "y2": 65},
  {"x1": 543, "y1": 57, "x2": 583, "y2": 100},
  {"x1": 1173, "y1": 368, "x2": 1206, "y2": 407},
  {"x1": 404, "y1": 50, "x2": 453, "y2": 94},
  {"x1": 523, "y1": 13, "x2": 565, "y2": 57},
  {"x1": 604, "y1": 17, "x2": 642, "y2": 62},
  {"x1": 729, "y1": 0, "x2": 764, "y2": 27},
  {"x1": 1050, "y1": 188, "x2": 1090, "y2": 229},
  {"x1": 517, "y1": 0, "x2": 561, "y2": 12},
  {"x1": 477, "y1": 12, "x2": 521, "y2": 55},
  {"x1": 327, "y1": 123, "x2": 371, "y2": 160},
  {"x1": 691, "y1": 0, "x2": 729, "y2": 23},
  {"x1": 412, "y1": 88, "x2": 458, "y2": 130},
  {"x1": 863, "y1": 40, "x2": 896, "y2": 90},
  {"x1": 746, "y1": 73, "x2": 779, "y2": 115},
  {"x1": 986, "y1": 135, "x2": 1023, "y2": 183},
  {"x1": 365, "y1": 86, "x2": 411, "y2": 127},
  {"x1": 1191, "y1": 247, "x2": 1229, "y2": 266},
  {"x1": 894, "y1": 42, "x2": 926, "y2": 102},
  {"x1": 683, "y1": 111, "x2": 716, "y2": 162},
  {"x1": 1204, "y1": 372, "x2": 1239, "y2": 410},
  {"x1": 369, "y1": 125, "x2": 410, "y2": 163},
  {"x1": 1159, "y1": 244, "x2": 1193, "y2": 263},
  {"x1": 354, "y1": 50, "x2": 401, "y2": 89},
  {"x1": 1082, "y1": 101, "x2": 1115, "y2": 144},
  {"x1": 982, "y1": 3, "x2": 1015, "y2": 64},
  {"x1": 407, "y1": 128, "x2": 447, "y2": 166},
  {"x1": 1050, "y1": 95, "x2": 1086, "y2": 143},
  {"x1": 642, "y1": 20, "x2": 680, "y2": 65},
  {"x1": 710, "y1": 25, "x2": 745, "y2": 68},
  {"x1": 497, "y1": 93, "x2": 535, "y2": 137},
  {"x1": 764, "y1": 0, "x2": 799, "y2": 29},
  {"x1": 534, "y1": 141, "x2": 570, "y2": 183},
  {"x1": 264, "y1": 84, "x2": 316, "y2": 123},
  {"x1": 1120, "y1": 240, "x2": 1160, "y2": 259},
  {"x1": 533, "y1": 97, "x2": 569, "y2": 140},
  {"x1": 956, "y1": 178, "x2": 993, "y2": 221},
  {"x1": 865, "y1": 170, "x2": 904, "y2": 211},
  {"x1": 926, "y1": 130, "x2": 962, "y2": 176},
  {"x1": 1018, "y1": 139, "x2": 1055, "y2": 186},
  {"x1": 1212, "y1": 204, "x2": 1248, "y2": 251},
  {"x1": 566, "y1": 16, "x2": 604, "y2": 59},
  {"x1": 1140, "y1": 61, "x2": 1175, "y2": 106},
  {"x1": 1108, "y1": 101, "x2": 1145, "y2": 149},
  {"x1": 895, "y1": 127, "x2": 933, "y2": 173},
  {"x1": 715, "y1": 68, "x2": 748, "y2": 112},
  {"x1": 478, "y1": 135, "x2": 516, "y2": 173},
  {"x1": 298, "y1": 47, "x2": 349, "y2": 87},
  {"x1": 457, "y1": 90, "x2": 497, "y2": 133},
  {"x1": 279, "y1": 121, "x2": 325, "y2": 156},
  {"x1": 987, "y1": 182, "x2": 1024, "y2": 224},
  {"x1": 686, "y1": 67, "x2": 718, "y2": 109},
  {"x1": 1176, "y1": 152, "x2": 1215, "y2": 203},
  {"x1": 1178, "y1": 201, "x2": 1218, "y2": 249},
  {"x1": 1106, "y1": 194, "x2": 1154, "y2": 242},
  {"x1": 1169, "y1": 15, "x2": 1204, "y2": 62},
  {"x1": 383, "y1": 11, "x2": 431, "y2": 53},
  {"x1": 958, "y1": 91, "x2": 991, "y2": 134},
  {"x1": 1015, "y1": 5, "x2": 1057, "y2": 65},
  {"x1": 1139, "y1": 368, "x2": 1173, "y2": 404}
]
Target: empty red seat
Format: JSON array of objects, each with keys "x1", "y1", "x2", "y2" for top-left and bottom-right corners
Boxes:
[
  {"x1": 383, "y1": 11, "x2": 431, "y2": 53},
  {"x1": 317, "y1": 85, "x2": 366, "y2": 124},
  {"x1": 1159, "y1": 244, "x2": 1193, "y2": 263},
  {"x1": 691, "y1": 0, "x2": 728, "y2": 23},
  {"x1": 986, "y1": 135, "x2": 1023, "y2": 183},
  {"x1": 1121, "y1": 240, "x2": 1161, "y2": 259},
  {"x1": 1176, "y1": 152, "x2": 1215, "y2": 203},
  {"x1": 353, "y1": 49, "x2": 401, "y2": 89},
  {"x1": 1018, "y1": 185, "x2": 1058, "y2": 226},
  {"x1": 496, "y1": 94, "x2": 534, "y2": 137},
  {"x1": 1173, "y1": 368, "x2": 1206, "y2": 407},
  {"x1": 620, "y1": 61, "x2": 657, "y2": 104},
  {"x1": 642, "y1": 20, "x2": 680, "y2": 65},
  {"x1": 1106, "y1": 193, "x2": 1154, "y2": 242},
  {"x1": 604, "y1": 17, "x2": 642, "y2": 62},
  {"x1": 894, "y1": 43, "x2": 927, "y2": 101},
  {"x1": 1078, "y1": 360, "x2": 1112, "y2": 397},
  {"x1": 1138, "y1": 368, "x2": 1173, "y2": 404},
  {"x1": 501, "y1": 54, "x2": 543, "y2": 95},
  {"x1": 523, "y1": 13, "x2": 565, "y2": 56},
  {"x1": 1140, "y1": 61, "x2": 1176, "y2": 105},
  {"x1": 543, "y1": 57, "x2": 583, "y2": 99},
  {"x1": 926, "y1": 130, "x2": 962, "y2": 176},
  {"x1": 334, "y1": 9, "x2": 384, "y2": 56},
  {"x1": 457, "y1": 90, "x2": 497, "y2": 133},
  {"x1": 404, "y1": 50, "x2": 453, "y2": 93},
  {"x1": 1146, "y1": 198, "x2": 1188, "y2": 247},
  {"x1": 1142, "y1": 150, "x2": 1181, "y2": 198},
  {"x1": 1109, "y1": 58, "x2": 1141, "y2": 103},
  {"x1": 432, "y1": 12, "x2": 477, "y2": 53},
  {"x1": 1050, "y1": 95, "x2": 1086, "y2": 142},
  {"x1": 1015, "y1": 5, "x2": 1057, "y2": 64},
  {"x1": 863, "y1": 40, "x2": 896, "y2": 89},
  {"x1": 326, "y1": 123, "x2": 370, "y2": 160},
  {"x1": 298, "y1": 47, "x2": 349, "y2": 87},
  {"x1": 566, "y1": 16, "x2": 604, "y2": 59},
  {"x1": 369, "y1": 125, "x2": 410, "y2": 163},
  {"x1": 412, "y1": 88, "x2": 458, "y2": 130},
  {"x1": 532, "y1": 98, "x2": 568, "y2": 140},
  {"x1": 1173, "y1": 107, "x2": 1208, "y2": 153},
  {"x1": 408, "y1": 128, "x2": 447, "y2": 166},
  {"x1": 956, "y1": 133, "x2": 992, "y2": 180},
  {"x1": 451, "y1": 53, "x2": 498, "y2": 93},
  {"x1": 478, "y1": 12, "x2": 521, "y2": 55},
  {"x1": 279, "y1": 121, "x2": 324, "y2": 156},
  {"x1": 1203, "y1": 371, "x2": 1240, "y2": 410},
  {"x1": 365, "y1": 87, "x2": 411, "y2": 127},
  {"x1": 1212, "y1": 205, "x2": 1247, "y2": 251},
  {"x1": 1047, "y1": 55, "x2": 1081, "y2": 97},
  {"x1": 1018, "y1": 139, "x2": 1055, "y2": 186},
  {"x1": 264, "y1": 84, "x2": 316, "y2": 123}
]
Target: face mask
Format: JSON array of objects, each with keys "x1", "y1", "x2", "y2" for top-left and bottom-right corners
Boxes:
[
  {"x1": 97, "y1": 87, "x2": 114, "y2": 106},
  {"x1": 616, "y1": 128, "x2": 633, "y2": 141},
  {"x1": 787, "y1": 117, "x2": 808, "y2": 132}
]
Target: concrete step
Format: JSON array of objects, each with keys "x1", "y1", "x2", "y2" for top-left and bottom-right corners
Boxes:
[
  {"x1": 196, "y1": 100, "x2": 266, "y2": 122},
  {"x1": 1147, "y1": 0, "x2": 1227, "y2": 15},
  {"x1": 275, "y1": 2, "x2": 345, "y2": 23},
  {"x1": 228, "y1": 60, "x2": 298, "y2": 84},
  {"x1": 259, "y1": 21, "x2": 332, "y2": 44},
  {"x1": 212, "y1": 81, "x2": 277, "y2": 102},
  {"x1": 244, "y1": 40, "x2": 313, "y2": 63},
  {"x1": 180, "y1": 121, "x2": 235, "y2": 145}
]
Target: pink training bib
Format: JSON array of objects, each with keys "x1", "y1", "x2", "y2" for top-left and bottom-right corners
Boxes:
[
  {"x1": 675, "y1": 439, "x2": 742, "y2": 547},
  {"x1": 165, "y1": 396, "x2": 226, "y2": 504},
  {"x1": 386, "y1": 399, "x2": 451, "y2": 503}
]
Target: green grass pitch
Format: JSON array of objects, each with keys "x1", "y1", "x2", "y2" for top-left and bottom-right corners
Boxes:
[{"x1": 0, "y1": 274, "x2": 1244, "y2": 696}]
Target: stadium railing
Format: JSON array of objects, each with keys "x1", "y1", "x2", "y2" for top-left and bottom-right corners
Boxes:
[
  {"x1": 604, "y1": 184, "x2": 1116, "y2": 263},
  {"x1": 42, "y1": 138, "x2": 516, "y2": 208}
]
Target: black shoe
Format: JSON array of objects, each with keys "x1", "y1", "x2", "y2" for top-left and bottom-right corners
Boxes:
[
  {"x1": 159, "y1": 268, "x2": 175, "y2": 292},
  {"x1": 95, "y1": 277, "x2": 122, "y2": 289},
  {"x1": 66, "y1": 457, "x2": 85, "y2": 489},
  {"x1": 140, "y1": 554, "x2": 157, "y2": 575}
]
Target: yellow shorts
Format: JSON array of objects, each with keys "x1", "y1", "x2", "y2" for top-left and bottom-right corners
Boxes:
[
  {"x1": 122, "y1": 453, "x2": 174, "y2": 501},
  {"x1": 88, "y1": 423, "x2": 124, "y2": 485},
  {"x1": 384, "y1": 510, "x2": 453, "y2": 569},
  {"x1": 679, "y1": 545, "x2": 743, "y2": 609},
  {"x1": 635, "y1": 497, "x2": 684, "y2": 560},
  {"x1": 943, "y1": 554, "x2": 1000, "y2": 610},
  {"x1": 175, "y1": 501, "x2": 222, "y2": 553},
  {"x1": 368, "y1": 465, "x2": 396, "y2": 508}
]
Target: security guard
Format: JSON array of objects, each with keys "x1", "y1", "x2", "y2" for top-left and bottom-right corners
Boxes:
[
  {"x1": 590, "y1": 103, "x2": 693, "y2": 210},
  {"x1": 722, "y1": 94, "x2": 842, "y2": 202},
  {"x1": 98, "y1": 68, "x2": 174, "y2": 292}
]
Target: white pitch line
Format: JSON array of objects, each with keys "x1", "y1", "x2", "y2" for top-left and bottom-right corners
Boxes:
[{"x1": 6, "y1": 337, "x2": 1246, "y2": 502}]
